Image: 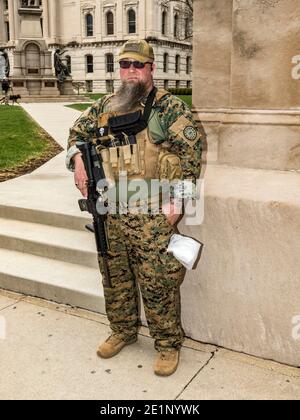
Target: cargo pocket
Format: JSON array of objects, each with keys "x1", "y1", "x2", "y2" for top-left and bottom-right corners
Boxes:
[{"x1": 154, "y1": 213, "x2": 185, "y2": 288}]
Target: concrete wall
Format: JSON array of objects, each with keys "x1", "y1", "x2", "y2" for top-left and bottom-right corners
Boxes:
[
  {"x1": 180, "y1": 165, "x2": 300, "y2": 367},
  {"x1": 230, "y1": 0, "x2": 300, "y2": 109},
  {"x1": 188, "y1": 0, "x2": 300, "y2": 367},
  {"x1": 194, "y1": 0, "x2": 300, "y2": 110},
  {"x1": 193, "y1": 0, "x2": 233, "y2": 108}
]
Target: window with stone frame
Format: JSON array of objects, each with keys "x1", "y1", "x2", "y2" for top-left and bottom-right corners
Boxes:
[
  {"x1": 21, "y1": 0, "x2": 41, "y2": 7},
  {"x1": 86, "y1": 13, "x2": 94, "y2": 37},
  {"x1": 5, "y1": 22, "x2": 10, "y2": 41},
  {"x1": 163, "y1": 53, "x2": 169, "y2": 73},
  {"x1": 174, "y1": 13, "x2": 179, "y2": 38},
  {"x1": 162, "y1": 10, "x2": 167, "y2": 35},
  {"x1": 186, "y1": 56, "x2": 191, "y2": 74},
  {"x1": 106, "y1": 53, "x2": 114, "y2": 73},
  {"x1": 106, "y1": 11, "x2": 114, "y2": 35},
  {"x1": 86, "y1": 54, "x2": 94, "y2": 73},
  {"x1": 184, "y1": 16, "x2": 189, "y2": 39},
  {"x1": 175, "y1": 55, "x2": 180, "y2": 74},
  {"x1": 128, "y1": 9, "x2": 136, "y2": 34}
]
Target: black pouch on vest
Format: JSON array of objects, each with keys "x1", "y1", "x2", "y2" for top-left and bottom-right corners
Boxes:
[{"x1": 108, "y1": 110, "x2": 146, "y2": 135}]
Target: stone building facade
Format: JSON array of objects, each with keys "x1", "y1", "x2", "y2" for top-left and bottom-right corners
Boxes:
[{"x1": 0, "y1": 0, "x2": 192, "y2": 93}]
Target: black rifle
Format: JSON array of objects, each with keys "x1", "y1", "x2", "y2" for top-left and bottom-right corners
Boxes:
[{"x1": 77, "y1": 142, "x2": 112, "y2": 288}]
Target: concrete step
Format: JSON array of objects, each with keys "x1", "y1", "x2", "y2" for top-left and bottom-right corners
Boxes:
[
  {"x1": 0, "y1": 204, "x2": 90, "y2": 231},
  {"x1": 0, "y1": 248, "x2": 104, "y2": 313},
  {"x1": 0, "y1": 218, "x2": 98, "y2": 268}
]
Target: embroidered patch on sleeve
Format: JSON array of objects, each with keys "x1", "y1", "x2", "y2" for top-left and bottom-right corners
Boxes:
[
  {"x1": 183, "y1": 125, "x2": 198, "y2": 141},
  {"x1": 169, "y1": 115, "x2": 200, "y2": 147}
]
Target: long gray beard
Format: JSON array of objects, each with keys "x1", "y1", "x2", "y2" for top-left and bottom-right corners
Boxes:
[{"x1": 108, "y1": 81, "x2": 149, "y2": 112}]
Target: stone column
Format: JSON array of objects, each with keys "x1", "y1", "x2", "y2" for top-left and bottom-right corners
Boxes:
[
  {"x1": 180, "y1": 0, "x2": 300, "y2": 367},
  {"x1": 49, "y1": 0, "x2": 57, "y2": 43},
  {"x1": 8, "y1": 0, "x2": 16, "y2": 42},
  {"x1": 0, "y1": 0, "x2": 5, "y2": 42},
  {"x1": 115, "y1": 2, "x2": 122, "y2": 39},
  {"x1": 139, "y1": 0, "x2": 146, "y2": 39},
  {"x1": 43, "y1": 0, "x2": 50, "y2": 40},
  {"x1": 13, "y1": 0, "x2": 19, "y2": 40}
]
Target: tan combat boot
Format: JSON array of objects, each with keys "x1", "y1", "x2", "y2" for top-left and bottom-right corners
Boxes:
[
  {"x1": 97, "y1": 334, "x2": 137, "y2": 359},
  {"x1": 154, "y1": 349, "x2": 180, "y2": 376}
]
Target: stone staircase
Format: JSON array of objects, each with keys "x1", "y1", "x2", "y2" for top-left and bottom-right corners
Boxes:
[
  {"x1": 0, "y1": 104, "x2": 106, "y2": 314},
  {"x1": 0, "y1": 203, "x2": 105, "y2": 313}
]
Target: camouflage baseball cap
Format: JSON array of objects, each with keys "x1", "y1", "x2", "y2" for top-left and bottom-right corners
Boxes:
[{"x1": 118, "y1": 39, "x2": 155, "y2": 63}]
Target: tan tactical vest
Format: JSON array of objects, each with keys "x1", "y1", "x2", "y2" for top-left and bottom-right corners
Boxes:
[{"x1": 92, "y1": 89, "x2": 183, "y2": 205}]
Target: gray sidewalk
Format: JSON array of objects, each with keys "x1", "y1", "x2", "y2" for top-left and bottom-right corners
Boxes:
[
  {"x1": 0, "y1": 288, "x2": 300, "y2": 400},
  {"x1": 21, "y1": 102, "x2": 81, "y2": 148}
]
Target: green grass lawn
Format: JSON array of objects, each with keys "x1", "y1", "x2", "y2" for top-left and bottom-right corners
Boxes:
[
  {"x1": 178, "y1": 95, "x2": 192, "y2": 108},
  {"x1": 66, "y1": 94, "x2": 192, "y2": 112},
  {"x1": 86, "y1": 93, "x2": 106, "y2": 101},
  {"x1": 0, "y1": 106, "x2": 55, "y2": 171},
  {"x1": 66, "y1": 103, "x2": 93, "y2": 112}
]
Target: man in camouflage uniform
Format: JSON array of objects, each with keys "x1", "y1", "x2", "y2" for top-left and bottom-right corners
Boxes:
[{"x1": 66, "y1": 39, "x2": 204, "y2": 376}]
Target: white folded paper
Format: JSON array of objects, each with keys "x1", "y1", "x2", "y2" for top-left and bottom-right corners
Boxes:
[{"x1": 167, "y1": 234, "x2": 203, "y2": 270}]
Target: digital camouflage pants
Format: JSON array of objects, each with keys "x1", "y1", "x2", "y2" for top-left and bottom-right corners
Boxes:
[{"x1": 97, "y1": 212, "x2": 186, "y2": 351}]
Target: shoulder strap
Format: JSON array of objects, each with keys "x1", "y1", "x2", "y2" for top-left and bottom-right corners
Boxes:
[
  {"x1": 105, "y1": 88, "x2": 157, "y2": 136},
  {"x1": 100, "y1": 93, "x2": 115, "y2": 112},
  {"x1": 142, "y1": 87, "x2": 157, "y2": 125}
]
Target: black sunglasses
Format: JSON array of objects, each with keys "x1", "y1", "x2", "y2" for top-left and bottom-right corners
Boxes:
[{"x1": 119, "y1": 60, "x2": 152, "y2": 69}]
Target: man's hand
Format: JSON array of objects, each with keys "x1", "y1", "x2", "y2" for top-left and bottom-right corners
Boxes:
[
  {"x1": 73, "y1": 153, "x2": 88, "y2": 198},
  {"x1": 161, "y1": 199, "x2": 183, "y2": 226}
]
